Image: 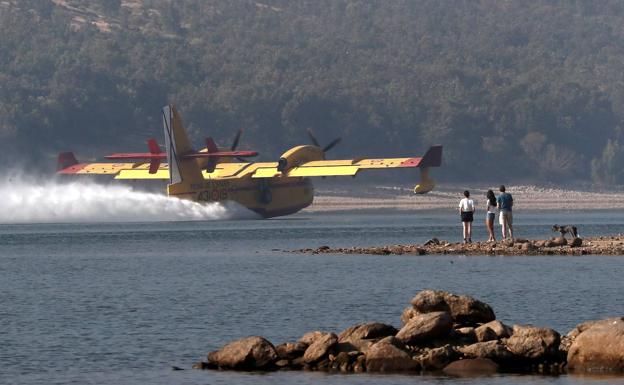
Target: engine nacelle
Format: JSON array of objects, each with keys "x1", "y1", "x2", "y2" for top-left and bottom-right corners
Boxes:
[{"x1": 277, "y1": 145, "x2": 324, "y2": 172}]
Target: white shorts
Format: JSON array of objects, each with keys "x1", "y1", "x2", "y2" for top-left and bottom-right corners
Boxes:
[{"x1": 499, "y1": 211, "x2": 513, "y2": 225}]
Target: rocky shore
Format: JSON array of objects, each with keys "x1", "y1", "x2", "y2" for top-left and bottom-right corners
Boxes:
[
  {"x1": 292, "y1": 235, "x2": 624, "y2": 256},
  {"x1": 194, "y1": 290, "x2": 624, "y2": 376}
]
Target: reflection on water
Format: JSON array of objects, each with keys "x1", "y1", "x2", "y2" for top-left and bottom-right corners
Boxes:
[{"x1": 1, "y1": 209, "x2": 623, "y2": 384}]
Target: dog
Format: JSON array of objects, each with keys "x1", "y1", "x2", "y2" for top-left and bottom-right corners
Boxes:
[{"x1": 552, "y1": 224, "x2": 579, "y2": 239}]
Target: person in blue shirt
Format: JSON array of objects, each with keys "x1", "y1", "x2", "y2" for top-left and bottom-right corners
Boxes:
[{"x1": 496, "y1": 185, "x2": 514, "y2": 240}]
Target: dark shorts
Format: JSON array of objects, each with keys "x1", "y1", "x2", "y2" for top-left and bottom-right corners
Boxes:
[
  {"x1": 461, "y1": 211, "x2": 474, "y2": 222},
  {"x1": 487, "y1": 212, "x2": 496, "y2": 222}
]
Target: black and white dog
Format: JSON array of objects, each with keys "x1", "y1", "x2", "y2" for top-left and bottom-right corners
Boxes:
[{"x1": 552, "y1": 224, "x2": 579, "y2": 239}]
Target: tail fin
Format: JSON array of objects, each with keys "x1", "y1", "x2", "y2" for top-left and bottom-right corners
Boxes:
[
  {"x1": 414, "y1": 145, "x2": 443, "y2": 194},
  {"x1": 419, "y1": 145, "x2": 443, "y2": 168},
  {"x1": 162, "y1": 105, "x2": 203, "y2": 189},
  {"x1": 57, "y1": 152, "x2": 78, "y2": 170},
  {"x1": 204, "y1": 137, "x2": 218, "y2": 173},
  {"x1": 147, "y1": 138, "x2": 162, "y2": 174}
]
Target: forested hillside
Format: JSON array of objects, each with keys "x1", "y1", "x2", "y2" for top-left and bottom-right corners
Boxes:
[{"x1": 2, "y1": 0, "x2": 624, "y2": 183}]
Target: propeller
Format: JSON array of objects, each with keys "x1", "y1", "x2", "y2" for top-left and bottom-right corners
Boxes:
[
  {"x1": 230, "y1": 129, "x2": 242, "y2": 151},
  {"x1": 306, "y1": 128, "x2": 342, "y2": 156},
  {"x1": 230, "y1": 129, "x2": 247, "y2": 162}
]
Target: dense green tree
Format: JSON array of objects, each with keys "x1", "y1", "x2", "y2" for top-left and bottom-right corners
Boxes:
[{"x1": 0, "y1": 0, "x2": 623, "y2": 184}]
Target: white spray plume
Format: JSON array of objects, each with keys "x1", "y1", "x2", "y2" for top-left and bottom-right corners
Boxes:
[{"x1": 0, "y1": 174, "x2": 259, "y2": 223}]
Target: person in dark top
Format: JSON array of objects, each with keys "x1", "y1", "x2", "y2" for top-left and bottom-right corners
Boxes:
[
  {"x1": 496, "y1": 185, "x2": 514, "y2": 240},
  {"x1": 485, "y1": 189, "x2": 497, "y2": 242}
]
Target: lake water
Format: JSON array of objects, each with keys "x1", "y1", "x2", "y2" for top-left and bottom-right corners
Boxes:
[{"x1": 2, "y1": 208, "x2": 624, "y2": 384}]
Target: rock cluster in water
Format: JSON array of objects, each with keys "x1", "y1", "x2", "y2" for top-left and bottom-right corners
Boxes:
[
  {"x1": 194, "y1": 290, "x2": 624, "y2": 376},
  {"x1": 293, "y1": 235, "x2": 624, "y2": 256}
]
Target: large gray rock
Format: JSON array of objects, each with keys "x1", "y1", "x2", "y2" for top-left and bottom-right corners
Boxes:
[
  {"x1": 568, "y1": 317, "x2": 624, "y2": 372},
  {"x1": 443, "y1": 358, "x2": 499, "y2": 376},
  {"x1": 303, "y1": 333, "x2": 338, "y2": 364},
  {"x1": 504, "y1": 325, "x2": 560, "y2": 360},
  {"x1": 410, "y1": 290, "x2": 495, "y2": 326},
  {"x1": 457, "y1": 340, "x2": 514, "y2": 362},
  {"x1": 365, "y1": 337, "x2": 419, "y2": 372},
  {"x1": 338, "y1": 322, "x2": 397, "y2": 342},
  {"x1": 395, "y1": 311, "x2": 453, "y2": 345},
  {"x1": 207, "y1": 336, "x2": 277, "y2": 370}
]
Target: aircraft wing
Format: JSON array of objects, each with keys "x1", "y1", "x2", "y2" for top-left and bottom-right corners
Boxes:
[
  {"x1": 251, "y1": 145, "x2": 443, "y2": 178},
  {"x1": 57, "y1": 146, "x2": 442, "y2": 180},
  {"x1": 250, "y1": 157, "x2": 418, "y2": 178},
  {"x1": 57, "y1": 160, "x2": 276, "y2": 180}
]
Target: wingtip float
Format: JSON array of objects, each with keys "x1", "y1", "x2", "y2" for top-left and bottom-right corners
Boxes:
[{"x1": 57, "y1": 104, "x2": 443, "y2": 218}]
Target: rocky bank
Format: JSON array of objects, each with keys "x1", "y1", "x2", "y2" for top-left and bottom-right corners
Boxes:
[
  {"x1": 194, "y1": 290, "x2": 624, "y2": 376},
  {"x1": 293, "y1": 235, "x2": 624, "y2": 256}
]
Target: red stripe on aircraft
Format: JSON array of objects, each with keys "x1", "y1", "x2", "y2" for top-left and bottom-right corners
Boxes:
[{"x1": 399, "y1": 157, "x2": 422, "y2": 167}]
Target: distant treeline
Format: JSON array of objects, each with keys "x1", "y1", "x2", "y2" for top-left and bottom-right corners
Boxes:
[{"x1": 1, "y1": 0, "x2": 624, "y2": 183}]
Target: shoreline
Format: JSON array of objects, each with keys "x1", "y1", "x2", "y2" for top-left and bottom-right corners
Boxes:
[
  {"x1": 292, "y1": 235, "x2": 624, "y2": 256},
  {"x1": 304, "y1": 184, "x2": 624, "y2": 212}
]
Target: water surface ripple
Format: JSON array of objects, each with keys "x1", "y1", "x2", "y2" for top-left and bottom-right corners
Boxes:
[{"x1": 1, "y1": 209, "x2": 623, "y2": 384}]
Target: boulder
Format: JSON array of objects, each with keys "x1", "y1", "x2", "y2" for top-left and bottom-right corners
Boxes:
[
  {"x1": 395, "y1": 311, "x2": 453, "y2": 345},
  {"x1": 521, "y1": 242, "x2": 536, "y2": 252},
  {"x1": 207, "y1": 336, "x2": 277, "y2": 370},
  {"x1": 457, "y1": 340, "x2": 514, "y2": 362},
  {"x1": 275, "y1": 342, "x2": 307, "y2": 360},
  {"x1": 335, "y1": 340, "x2": 375, "y2": 354},
  {"x1": 353, "y1": 354, "x2": 366, "y2": 372},
  {"x1": 338, "y1": 322, "x2": 397, "y2": 342},
  {"x1": 475, "y1": 320, "x2": 512, "y2": 342},
  {"x1": 570, "y1": 237, "x2": 583, "y2": 247},
  {"x1": 410, "y1": 290, "x2": 496, "y2": 326},
  {"x1": 568, "y1": 317, "x2": 624, "y2": 372},
  {"x1": 410, "y1": 290, "x2": 450, "y2": 313},
  {"x1": 504, "y1": 325, "x2": 560, "y2": 361},
  {"x1": 417, "y1": 345, "x2": 458, "y2": 370},
  {"x1": 303, "y1": 333, "x2": 338, "y2": 364},
  {"x1": 567, "y1": 317, "x2": 622, "y2": 338},
  {"x1": 453, "y1": 327, "x2": 477, "y2": 345},
  {"x1": 365, "y1": 337, "x2": 419, "y2": 372},
  {"x1": 443, "y1": 358, "x2": 499, "y2": 376},
  {"x1": 401, "y1": 307, "x2": 419, "y2": 325},
  {"x1": 298, "y1": 331, "x2": 329, "y2": 346},
  {"x1": 474, "y1": 325, "x2": 498, "y2": 342}
]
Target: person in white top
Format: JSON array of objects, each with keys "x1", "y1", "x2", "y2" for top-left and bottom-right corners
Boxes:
[{"x1": 458, "y1": 190, "x2": 475, "y2": 243}]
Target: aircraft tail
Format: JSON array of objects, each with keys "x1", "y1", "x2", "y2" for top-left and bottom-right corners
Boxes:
[
  {"x1": 418, "y1": 145, "x2": 443, "y2": 168},
  {"x1": 414, "y1": 145, "x2": 443, "y2": 194},
  {"x1": 162, "y1": 105, "x2": 204, "y2": 193},
  {"x1": 57, "y1": 152, "x2": 78, "y2": 170}
]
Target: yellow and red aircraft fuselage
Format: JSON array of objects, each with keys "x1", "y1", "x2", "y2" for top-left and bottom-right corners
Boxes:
[{"x1": 57, "y1": 105, "x2": 442, "y2": 218}]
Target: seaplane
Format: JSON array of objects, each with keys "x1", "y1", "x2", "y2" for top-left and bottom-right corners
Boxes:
[{"x1": 57, "y1": 105, "x2": 442, "y2": 218}]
